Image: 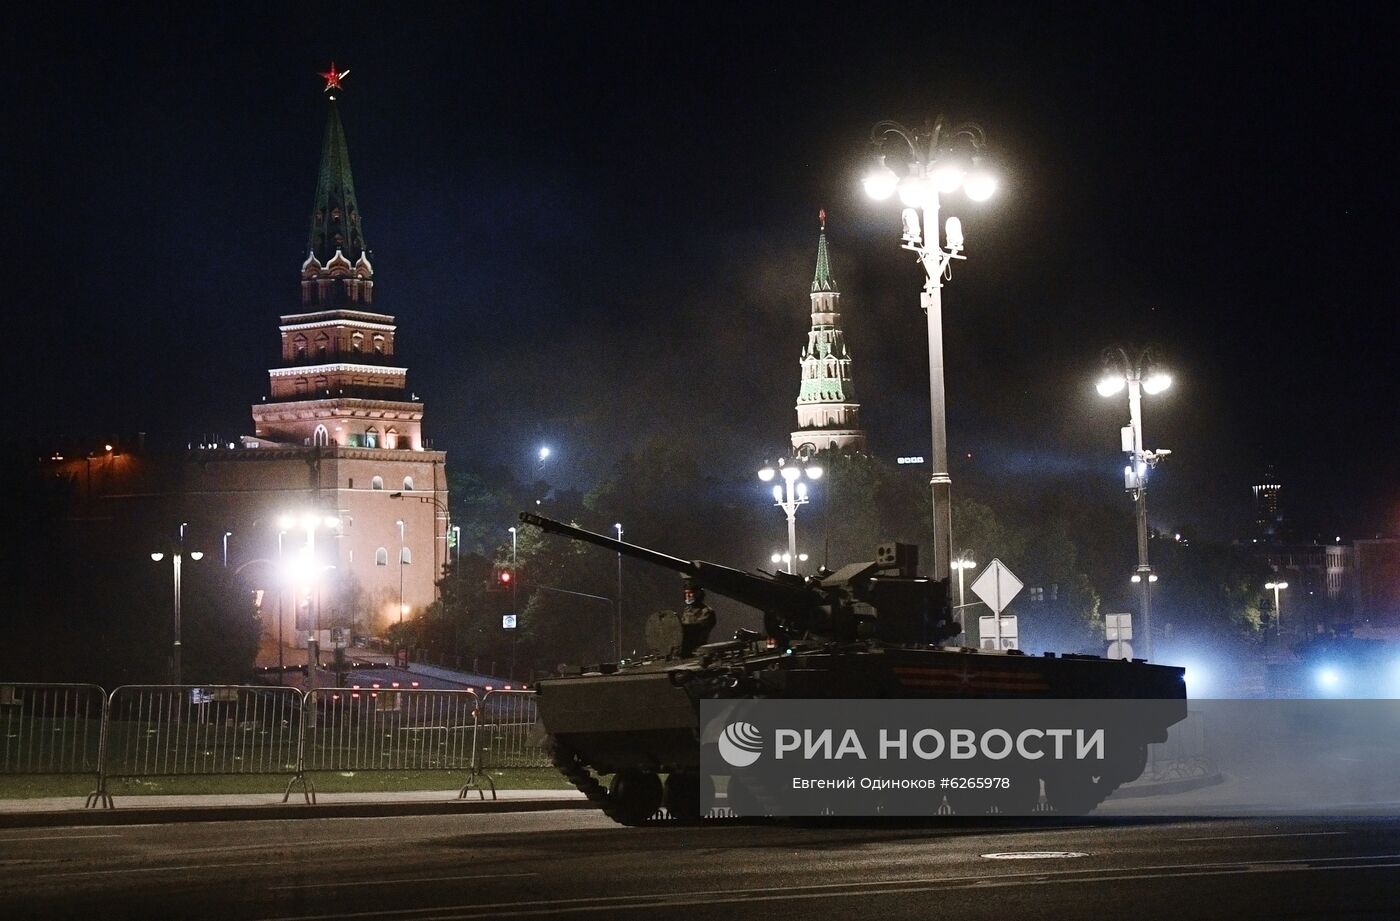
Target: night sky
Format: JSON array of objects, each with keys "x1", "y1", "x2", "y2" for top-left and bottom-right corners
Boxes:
[{"x1": 9, "y1": 4, "x2": 1397, "y2": 541}]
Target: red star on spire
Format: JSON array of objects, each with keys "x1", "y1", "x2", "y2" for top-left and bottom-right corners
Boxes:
[
  {"x1": 319, "y1": 62, "x2": 350, "y2": 93},
  {"x1": 819, "y1": 208, "x2": 827, "y2": 230}
]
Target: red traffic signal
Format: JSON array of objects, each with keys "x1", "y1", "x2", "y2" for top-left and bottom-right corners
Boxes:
[{"x1": 495, "y1": 568, "x2": 513, "y2": 586}]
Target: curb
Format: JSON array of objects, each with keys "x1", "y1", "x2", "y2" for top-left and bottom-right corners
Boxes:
[{"x1": 0, "y1": 796, "x2": 593, "y2": 829}]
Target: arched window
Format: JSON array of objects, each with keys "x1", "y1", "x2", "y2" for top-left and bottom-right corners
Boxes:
[
  {"x1": 371, "y1": 475, "x2": 384, "y2": 490},
  {"x1": 313, "y1": 376, "x2": 328, "y2": 393},
  {"x1": 294, "y1": 335, "x2": 308, "y2": 360},
  {"x1": 315, "y1": 332, "x2": 329, "y2": 358},
  {"x1": 374, "y1": 547, "x2": 389, "y2": 566},
  {"x1": 312, "y1": 425, "x2": 329, "y2": 447},
  {"x1": 385, "y1": 428, "x2": 398, "y2": 449},
  {"x1": 295, "y1": 377, "x2": 308, "y2": 394},
  {"x1": 351, "y1": 331, "x2": 364, "y2": 353},
  {"x1": 365, "y1": 427, "x2": 379, "y2": 449},
  {"x1": 372, "y1": 334, "x2": 385, "y2": 355},
  {"x1": 400, "y1": 547, "x2": 412, "y2": 564},
  {"x1": 402, "y1": 475, "x2": 414, "y2": 491}
]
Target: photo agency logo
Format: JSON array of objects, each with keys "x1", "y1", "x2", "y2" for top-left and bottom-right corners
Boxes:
[{"x1": 718, "y1": 721, "x2": 764, "y2": 767}]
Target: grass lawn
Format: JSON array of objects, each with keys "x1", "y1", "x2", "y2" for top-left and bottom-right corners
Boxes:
[{"x1": 0, "y1": 768, "x2": 575, "y2": 799}]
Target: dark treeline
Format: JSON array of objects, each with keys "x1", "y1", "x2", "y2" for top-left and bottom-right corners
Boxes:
[
  {"x1": 399, "y1": 439, "x2": 1274, "y2": 678},
  {"x1": 1, "y1": 441, "x2": 1273, "y2": 684}
]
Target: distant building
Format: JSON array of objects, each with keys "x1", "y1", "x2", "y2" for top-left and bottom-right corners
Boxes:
[
  {"x1": 45, "y1": 83, "x2": 448, "y2": 648},
  {"x1": 791, "y1": 211, "x2": 866, "y2": 457},
  {"x1": 1252, "y1": 467, "x2": 1283, "y2": 542}
]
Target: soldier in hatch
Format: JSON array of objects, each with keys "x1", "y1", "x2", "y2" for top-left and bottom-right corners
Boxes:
[{"x1": 679, "y1": 578, "x2": 716, "y2": 655}]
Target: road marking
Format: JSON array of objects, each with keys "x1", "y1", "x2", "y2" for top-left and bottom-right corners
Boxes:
[
  {"x1": 0, "y1": 834, "x2": 121, "y2": 843},
  {"x1": 254, "y1": 853, "x2": 1400, "y2": 921},
  {"x1": 269, "y1": 872, "x2": 538, "y2": 891},
  {"x1": 1179, "y1": 831, "x2": 1348, "y2": 841},
  {"x1": 34, "y1": 860, "x2": 271, "y2": 879},
  {"x1": 982, "y1": 851, "x2": 1088, "y2": 859}
]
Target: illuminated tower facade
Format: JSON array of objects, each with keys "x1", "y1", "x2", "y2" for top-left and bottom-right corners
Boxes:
[
  {"x1": 791, "y1": 211, "x2": 866, "y2": 456},
  {"x1": 249, "y1": 88, "x2": 424, "y2": 451}
]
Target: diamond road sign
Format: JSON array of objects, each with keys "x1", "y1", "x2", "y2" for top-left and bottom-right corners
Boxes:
[{"x1": 970, "y1": 558, "x2": 1023, "y2": 615}]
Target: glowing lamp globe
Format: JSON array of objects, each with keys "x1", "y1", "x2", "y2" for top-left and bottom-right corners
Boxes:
[
  {"x1": 1096, "y1": 375, "x2": 1127, "y2": 397},
  {"x1": 862, "y1": 156, "x2": 899, "y2": 200},
  {"x1": 963, "y1": 159, "x2": 998, "y2": 202},
  {"x1": 897, "y1": 175, "x2": 929, "y2": 209},
  {"x1": 930, "y1": 157, "x2": 966, "y2": 194},
  {"x1": 1142, "y1": 372, "x2": 1173, "y2": 395}
]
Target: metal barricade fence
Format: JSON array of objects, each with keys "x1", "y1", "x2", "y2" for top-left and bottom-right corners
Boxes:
[
  {"x1": 474, "y1": 690, "x2": 550, "y2": 796},
  {"x1": 301, "y1": 688, "x2": 481, "y2": 801},
  {"x1": 0, "y1": 683, "x2": 106, "y2": 777},
  {"x1": 1145, "y1": 709, "x2": 1212, "y2": 782},
  {"x1": 90, "y1": 685, "x2": 306, "y2": 807}
]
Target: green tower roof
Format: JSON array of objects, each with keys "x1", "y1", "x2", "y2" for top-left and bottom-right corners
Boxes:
[
  {"x1": 811, "y1": 209, "x2": 837, "y2": 293},
  {"x1": 307, "y1": 102, "x2": 367, "y2": 263}
]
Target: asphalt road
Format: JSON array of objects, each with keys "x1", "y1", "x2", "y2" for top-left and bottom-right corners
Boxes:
[{"x1": 3, "y1": 810, "x2": 1399, "y2": 920}]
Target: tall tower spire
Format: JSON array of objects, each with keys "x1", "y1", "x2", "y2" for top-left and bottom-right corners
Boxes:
[
  {"x1": 247, "y1": 65, "x2": 426, "y2": 453},
  {"x1": 791, "y1": 211, "x2": 867, "y2": 457},
  {"x1": 307, "y1": 101, "x2": 367, "y2": 264}
]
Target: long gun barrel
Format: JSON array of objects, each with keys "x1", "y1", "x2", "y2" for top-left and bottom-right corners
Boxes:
[
  {"x1": 519, "y1": 513, "x2": 696, "y2": 575},
  {"x1": 519, "y1": 512, "x2": 820, "y2": 616}
]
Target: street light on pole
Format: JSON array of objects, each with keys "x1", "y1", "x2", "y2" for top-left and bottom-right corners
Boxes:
[
  {"x1": 758, "y1": 458, "x2": 823, "y2": 573},
  {"x1": 396, "y1": 518, "x2": 406, "y2": 624},
  {"x1": 279, "y1": 511, "x2": 341, "y2": 692},
  {"x1": 1266, "y1": 580, "x2": 1289, "y2": 639},
  {"x1": 222, "y1": 530, "x2": 232, "y2": 568},
  {"x1": 864, "y1": 116, "x2": 996, "y2": 583},
  {"x1": 950, "y1": 552, "x2": 978, "y2": 637},
  {"x1": 614, "y1": 523, "x2": 624, "y2": 661},
  {"x1": 151, "y1": 521, "x2": 202, "y2": 685},
  {"x1": 1097, "y1": 346, "x2": 1172, "y2": 659}
]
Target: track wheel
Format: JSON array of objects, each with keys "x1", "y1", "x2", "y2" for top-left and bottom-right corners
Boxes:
[{"x1": 609, "y1": 770, "x2": 664, "y2": 825}]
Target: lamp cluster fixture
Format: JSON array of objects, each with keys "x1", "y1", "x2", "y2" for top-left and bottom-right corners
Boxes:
[{"x1": 758, "y1": 458, "x2": 823, "y2": 574}]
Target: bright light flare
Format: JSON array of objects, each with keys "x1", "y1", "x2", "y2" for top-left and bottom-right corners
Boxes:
[
  {"x1": 151, "y1": 552, "x2": 164, "y2": 562},
  {"x1": 780, "y1": 465, "x2": 801, "y2": 482},
  {"x1": 1096, "y1": 374, "x2": 1127, "y2": 397},
  {"x1": 897, "y1": 175, "x2": 929, "y2": 208},
  {"x1": 929, "y1": 157, "x2": 965, "y2": 194},
  {"x1": 1316, "y1": 667, "x2": 1342, "y2": 690},
  {"x1": 189, "y1": 551, "x2": 204, "y2": 561},
  {"x1": 805, "y1": 465, "x2": 823, "y2": 480},
  {"x1": 963, "y1": 161, "x2": 998, "y2": 202},
  {"x1": 757, "y1": 466, "x2": 776, "y2": 482},
  {"x1": 862, "y1": 155, "x2": 898, "y2": 200},
  {"x1": 1142, "y1": 372, "x2": 1173, "y2": 395}
]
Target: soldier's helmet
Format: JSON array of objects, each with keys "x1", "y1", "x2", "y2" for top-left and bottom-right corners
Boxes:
[{"x1": 683, "y1": 577, "x2": 704, "y2": 606}]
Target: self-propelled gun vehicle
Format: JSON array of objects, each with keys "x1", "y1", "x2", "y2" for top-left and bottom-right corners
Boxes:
[{"x1": 521, "y1": 512, "x2": 1186, "y2": 824}]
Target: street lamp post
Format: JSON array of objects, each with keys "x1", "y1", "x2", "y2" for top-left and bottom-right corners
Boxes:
[
  {"x1": 279, "y1": 512, "x2": 341, "y2": 693},
  {"x1": 1097, "y1": 347, "x2": 1172, "y2": 659},
  {"x1": 390, "y1": 491, "x2": 451, "y2": 603},
  {"x1": 396, "y1": 518, "x2": 406, "y2": 624},
  {"x1": 507, "y1": 525, "x2": 519, "y2": 677},
  {"x1": 1266, "y1": 580, "x2": 1289, "y2": 639},
  {"x1": 614, "y1": 523, "x2": 623, "y2": 661},
  {"x1": 758, "y1": 458, "x2": 823, "y2": 573},
  {"x1": 863, "y1": 117, "x2": 997, "y2": 583},
  {"x1": 151, "y1": 522, "x2": 203, "y2": 685},
  {"x1": 951, "y1": 552, "x2": 978, "y2": 638},
  {"x1": 222, "y1": 530, "x2": 232, "y2": 568},
  {"x1": 276, "y1": 529, "x2": 286, "y2": 684}
]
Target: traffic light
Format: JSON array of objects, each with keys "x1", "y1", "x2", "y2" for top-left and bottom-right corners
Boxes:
[{"x1": 495, "y1": 567, "x2": 513, "y2": 587}]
